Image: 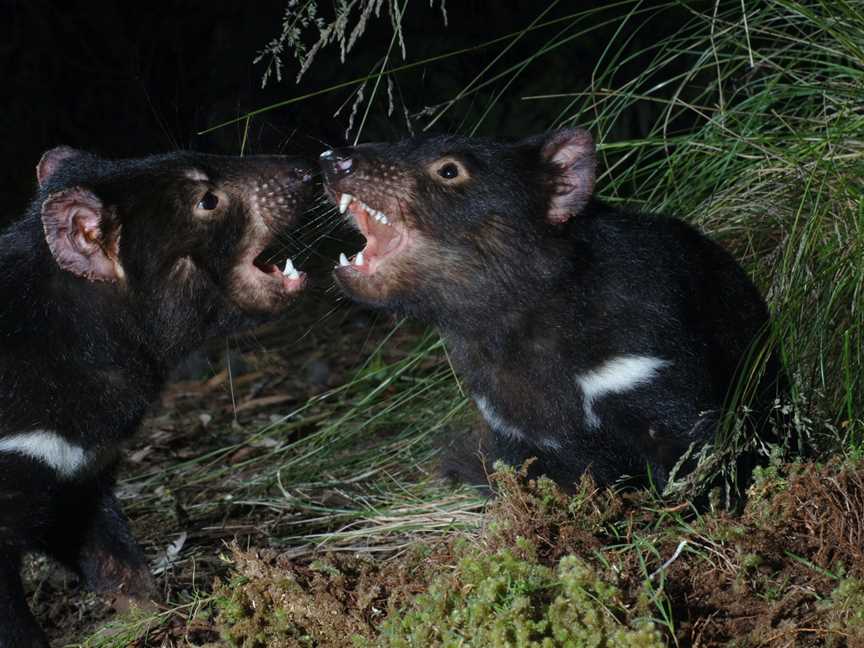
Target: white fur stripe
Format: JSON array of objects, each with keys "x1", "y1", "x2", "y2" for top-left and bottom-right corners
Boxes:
[
  {"x1": 0, "y1": 431, "x2": 87, "y2": 477},
  {"x1": 476, "y1": 396, "x2": 525, "y2": 442},
  {"x1": 577, "y1": 355, "x2": 670, "y2": 429},
  {"x1": 475, "y1": 396, "x2": 562, "y2": 451},
  {"x1": 184, "y1": 169, "x2": 209, "y2": 182}
]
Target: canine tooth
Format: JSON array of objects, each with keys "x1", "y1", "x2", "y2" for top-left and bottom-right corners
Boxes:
[
  {"x1": 283, "y1": 258, "x2": 297, "y2": 276},
  {"x1": 339, "y1": 252, "x2": 350, "y2": 267},
  {"x1": 380, "y1": 214, "x2": 390, "y2": 225},
  {"x1": 354, "y1": 251, "x2": 364, "y2": 266},
  {"x1": 339, "y1": 193, "x2": 352, "y2": 214}
]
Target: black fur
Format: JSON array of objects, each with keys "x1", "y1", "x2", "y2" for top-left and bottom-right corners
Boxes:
[
  {"x1": 320, "y1": 131, "x2": 784, "y2": 495},
  {"x1": 0, "y1": 148, "x2": 313, "y2": 647}
]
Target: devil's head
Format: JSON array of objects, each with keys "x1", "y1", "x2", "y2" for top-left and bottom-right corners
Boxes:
[
  {"x1": 30, "y1": 147, "x2": 315, "y2": 350},
  {"x1": 318, "y1": 129, "x2": 596, "y2": 320}
]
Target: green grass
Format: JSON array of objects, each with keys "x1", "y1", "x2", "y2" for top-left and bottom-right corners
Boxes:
[{"x1": 76, "y1": 1, "x2": 863, "y2": 645}]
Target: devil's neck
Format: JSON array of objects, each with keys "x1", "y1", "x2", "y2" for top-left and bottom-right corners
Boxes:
[{"x1": 0, "y1": 233, "x2": 164, "y2": 395}]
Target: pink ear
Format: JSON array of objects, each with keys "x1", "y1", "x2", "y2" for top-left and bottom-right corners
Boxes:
[
  {"x1": 41, "y1": 188, "x2": 122, "y2": 283},
  {"x1": 541, "y1": 129, "x2": 596, "y2": 224},
  {"x1": 37, "y1": 146, "x2": 80, "y2": 186}
]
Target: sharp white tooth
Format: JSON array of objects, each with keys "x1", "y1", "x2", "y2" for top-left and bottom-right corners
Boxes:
[
  {"x1": 354, "y1": 251, "x2": 364, "y2": 266},
  {"x1": 380, "y1": 214, "x2": 390, "y2": 225},
  {"x1": 283, "y1": 258, "x2": 296, "y2": 276},
  {"x1": 339, "y1": 252, "x2": 350, "y2": 267},
  {"x1": 373, "y1": 211, "x2": 383, "y2": 222},
  {"x1": 288, "y1": 269, "x2": 300, "y2": 280},
  {"x1": 339, "y1": 193, "x2": 352, "y2": 214}
]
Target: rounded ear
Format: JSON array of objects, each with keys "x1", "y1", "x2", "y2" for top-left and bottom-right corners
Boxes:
[
  {"x1": 37, "y1": 146, "x2": 81, "y2": 186},
  {"x1": 41, "y1": 188, "x2": 124, "y2": 283},
  {"x1": 539, "y1": 129, "x2": 596, "y2": 224}
]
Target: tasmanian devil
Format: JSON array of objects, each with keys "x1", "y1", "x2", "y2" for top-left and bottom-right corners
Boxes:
[
  {"x1": 319, "y1": 129, "x2": 783, "y2": 494},
  {"x1": 0, "y1": 146, "x2": 313, "y2": 647}
]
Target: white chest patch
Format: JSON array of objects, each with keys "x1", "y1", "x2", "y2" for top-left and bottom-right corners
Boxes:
[
  {"x1": 0, "y1": 430, "x2": 88, "y2": 478},
  {"x1": 576, "y1": 355, "x2": 670, "y2": 429}
]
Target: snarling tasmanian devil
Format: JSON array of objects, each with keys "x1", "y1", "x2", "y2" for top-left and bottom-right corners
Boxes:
[
  {"x1": 319, "y1": 129, "x2": 784, "y2": 495},
  {"x1": 0, "y1": 147, "x2": 313, "y2": 647}
]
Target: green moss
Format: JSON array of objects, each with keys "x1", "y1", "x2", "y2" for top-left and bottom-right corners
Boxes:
[
  {"x1": 309, "y1": 559, "x2": 343, "y2": 579},
  {"x1": 215, "y1": 592, "x2": 249, "y2": 627},
  {"x1": 824, "y1": 578, "x2": 864, "y2": 638},
  {"x1": 740, "y1": 553, "x2": 763, "y2": 572},
  {"x1": 370, "y1": 545, "x2": 663, "y2": 648},
  {"x1": 212, "y1": 555, "x2": 379, "y2": 647}
]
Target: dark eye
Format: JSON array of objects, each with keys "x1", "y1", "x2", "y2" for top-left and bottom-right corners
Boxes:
[
  {"x1": 438, "y1": 162, "x2": 460, "y2": 179},
  {"x1": 197, "y1": 192, "x2": 219, "y2": 210}
]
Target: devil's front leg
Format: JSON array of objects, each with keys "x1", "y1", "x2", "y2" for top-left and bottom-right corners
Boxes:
[
  {"x1": 44, "y1": 477, "x2": 157, "y2": 603},
  {"x1": 78, "y1": 490, "x2": 157, "y2": 601},
  {"x1": 0, "y1": 551, "x2": 50, "y2": 648},
  {"x1": 0, "y1": 456, "x2": 54, "y2": 647}
]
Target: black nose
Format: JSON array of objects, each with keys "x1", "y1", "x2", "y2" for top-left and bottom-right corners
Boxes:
[{"x1": 319, "y1": 148, "x2": 354, "y2": 179}]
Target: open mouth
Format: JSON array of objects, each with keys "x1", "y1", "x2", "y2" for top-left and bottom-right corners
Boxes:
[
  {"x1": 331, "y1": 191, "x2": 410, "y2": 275},
  {"x1": 250, "y1": 244, "x2": 306, "y2": 295},
  {"x1": 228, "y1": 227, "x2": 307, "y2": 315}
]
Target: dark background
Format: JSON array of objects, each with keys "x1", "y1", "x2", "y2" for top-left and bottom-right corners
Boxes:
[{"x1": 1, "y1": 0, "x2": 698, "y2": 224}]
